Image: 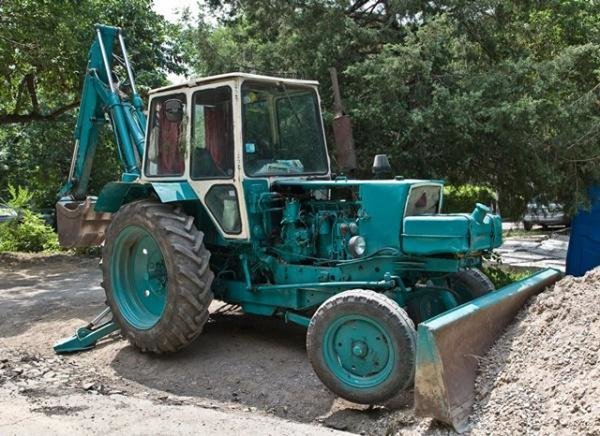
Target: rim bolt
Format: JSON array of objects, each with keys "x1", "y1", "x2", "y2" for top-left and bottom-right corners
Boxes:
[
  {"x1": 142, "y1": 248, "x2": 148, "y2": 255},
  {"x1": 144, "y1": 290, "x2": 150, "y2": 297}
]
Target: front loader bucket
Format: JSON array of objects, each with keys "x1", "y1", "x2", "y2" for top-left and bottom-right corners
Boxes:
[
  {"x1": 56, "y1": 197, "x2": 111, "y2": 248},
  {"x1": 414, "y1": 268, "x2": 562, "y2": 432}
]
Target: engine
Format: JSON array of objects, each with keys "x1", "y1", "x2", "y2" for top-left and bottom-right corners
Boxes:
[{"x1": 269, "y1": 192, "x2": 362, "y2": 263}]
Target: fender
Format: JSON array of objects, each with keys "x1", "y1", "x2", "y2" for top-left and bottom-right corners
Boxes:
[{"x1": 95, "y1": 181, "x2": 198, "y2": 213}]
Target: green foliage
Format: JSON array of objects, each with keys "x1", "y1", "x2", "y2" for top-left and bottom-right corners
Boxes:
[
  {"x1": 181, "y1": 0, "x2": 600, "y2": 215},
  {"x1": 0, "y1": 185, "x2": 58, "y2": 252},
  {"x1": 2, "y1": 0, "x2": 600, "y2": 223},
  {"x1": 443, "y1": 184, "x2": 497, "y2": 214},
  {"x1": 481, "y1": 265, "x2": 530, "y2": 289},
  {"x1": 4, "y1": 184, "x2": 33, "y2": 209},
  {"x1": 0, "y1": 0, "x2": 182, "y2": 208}
]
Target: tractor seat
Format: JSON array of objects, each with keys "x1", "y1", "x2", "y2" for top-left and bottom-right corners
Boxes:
[{"x1": 192, "y1": 147, "x2": 227, "y2": 178}]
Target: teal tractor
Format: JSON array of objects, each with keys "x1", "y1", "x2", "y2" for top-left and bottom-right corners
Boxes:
[{"x1": 55, "y1": 25, "x2": 561, "y2": 431}]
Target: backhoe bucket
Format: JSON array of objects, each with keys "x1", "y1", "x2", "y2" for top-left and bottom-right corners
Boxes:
[
  {"x1": 56, "y1": 198, "x2": 111, "y2": 248},
  {"x1": 414, "y1": 268, "x2": 562, "y2": 432}
]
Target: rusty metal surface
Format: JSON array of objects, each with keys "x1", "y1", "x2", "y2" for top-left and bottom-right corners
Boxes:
[
  {"x1": 332, "y1": 115, "x2": 357, "y2": 171},
  {"x1": 56, "y1": 198, "x2": 111, "y2": 248},
  {"x1": 413, "y1": 268, "x2": 563, "y2": 432},
  {"x1": 329, "y1": 67, "x2": 357, "y2": 173}
]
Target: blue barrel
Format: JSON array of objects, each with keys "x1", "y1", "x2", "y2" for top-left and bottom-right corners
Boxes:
[{"x1": 566, "y1": 187, "x2": 600, "y2": 276}]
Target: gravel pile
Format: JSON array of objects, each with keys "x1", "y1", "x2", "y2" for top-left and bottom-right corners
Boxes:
[{"x1": 469, "y1": 269, "x2": 600, "y2": 435}]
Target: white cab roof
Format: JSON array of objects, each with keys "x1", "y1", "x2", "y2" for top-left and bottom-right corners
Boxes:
[{"x1": 148, "y1": 72, "x2": 320, "y2": 95}]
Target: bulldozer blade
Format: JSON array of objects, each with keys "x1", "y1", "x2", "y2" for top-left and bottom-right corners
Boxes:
[
  {"x1": 414, "y1": 267, "x2": 562, "y2": 432},
  {"x1": 56, "y1": 197, "x2": 111, "y2": 248}
]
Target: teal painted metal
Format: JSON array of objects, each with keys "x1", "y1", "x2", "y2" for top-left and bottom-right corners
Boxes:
[
  {"x1": 284, "y1": 311, "x2": 311, "y2": 327},
  {"x1": 403, "y1": 204, "x2": 502, "y2": 256},
  {"x1": 151, "y1": 182, "x2": 198, "y2": 203},
  {"x1": 54, "y1": 322, "x2": 118, "y2": 353},
  {"x1": 95, "y1": 181, "x2": 152, "y2": 212},
  {"x1": 414, "y1": 267, "x2": 562, "y2": 431},
  {"x1": 58, "y1": 24, "x2": 145, "y2": 201},
  {"x1": 358, "y1": 183, "x2": 409, "y2": 255},
  {"x1": 95, "y1": 180, "x2": 197, "y2": 213},
  {"x1": 110, "y1": 225, "x2": 168, "y2": 329},
  {"x1": 214, "y1": 279, "x2": 328, "y2": 312},
  {"x1": 53, "y1": 307, "x2": 118, "y2": 353},
  {"x1": 322, "y1": 314, "x2": 395, "y2": 389},
  {"x1": 256, "y1": 279, "x2": 395, "y2": 292},
  {"x1": 273, "y1": 179, "x2": 444, "y2": 189}
]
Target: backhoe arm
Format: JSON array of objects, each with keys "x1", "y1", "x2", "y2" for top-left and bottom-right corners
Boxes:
[
  {"x1": 56, "y1": 25, "x2": 147, "y2": 248},
  {"x1": 58, "y1": 24, "x2": 146, "y2": 201}
]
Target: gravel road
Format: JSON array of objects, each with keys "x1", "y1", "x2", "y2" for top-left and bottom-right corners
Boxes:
[
  {"x1": 0, "y1": 254, "x2": 423, "y2": 435},
  {"x1": 2, "y1": 252, "x2": 590, "y2": 436}
]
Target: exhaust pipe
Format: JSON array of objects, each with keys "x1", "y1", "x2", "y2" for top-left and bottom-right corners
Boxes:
[
  {"x1": 414, "y1": 267, "x2": 562, "y2": 432},
  {"x1": 329, "y1": 67, "x2": 357, "y2": 174}
]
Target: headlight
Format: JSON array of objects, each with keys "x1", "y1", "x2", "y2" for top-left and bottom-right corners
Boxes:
[{"x1": 348, "y1": 235, "x2": 367, "y2": 257}]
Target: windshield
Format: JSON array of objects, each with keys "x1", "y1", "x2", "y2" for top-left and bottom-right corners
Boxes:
[{"x1": 241, "y1": 81, "x2": 329, "y2": 177}]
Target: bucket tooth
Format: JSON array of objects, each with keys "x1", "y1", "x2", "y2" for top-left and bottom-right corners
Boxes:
[{"x1": 413, "y1": 268, "x2": 562, "y2": 432}]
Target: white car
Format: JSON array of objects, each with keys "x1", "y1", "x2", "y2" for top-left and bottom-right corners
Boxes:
[
  {"x1": 523, "y1": 201, "x2": 570, "y2": 231},
  {"x1": 0, "y1": 203, "x2": 18, "y2": 223}
]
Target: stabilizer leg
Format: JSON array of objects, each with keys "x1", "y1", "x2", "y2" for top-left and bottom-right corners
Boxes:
[{"x1": 53, "y1": 307, "x2": 119, "y2": 353}]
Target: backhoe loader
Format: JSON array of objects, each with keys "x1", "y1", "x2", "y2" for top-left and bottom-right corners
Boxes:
[{"x1": 54, "y1": 25, "x2": 561, "y2": 431}]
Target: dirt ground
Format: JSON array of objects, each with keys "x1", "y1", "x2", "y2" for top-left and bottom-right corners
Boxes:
[
  {"x1": 0, "y1": 254, "x2": 439, "y2": 436},
  {"x1": 4, "y1": 254, "x2": 593, "y2": 435}
]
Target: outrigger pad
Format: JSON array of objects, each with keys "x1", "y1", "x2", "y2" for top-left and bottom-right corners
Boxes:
[
  {"x1": 53, "y1": 322, "x2": 119, "y2": 353},
  {"x1": 413, "y1": 268, "x2": 562, "y2": 432}
]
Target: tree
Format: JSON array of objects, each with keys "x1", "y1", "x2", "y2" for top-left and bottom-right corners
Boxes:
[
  {"x1": 182, "y1": 0, "x2": 600, "y2": 216},
  {"x1": 0, "y1": 0, "x2": 183, "y2": 206}
]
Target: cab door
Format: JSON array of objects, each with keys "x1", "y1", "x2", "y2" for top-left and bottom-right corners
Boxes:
[{"x1": 187, "y1": 83, "x2": 249, "y2": 240}]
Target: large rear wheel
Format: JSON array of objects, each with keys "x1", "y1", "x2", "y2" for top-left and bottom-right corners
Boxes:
[
  {"x1": 102, "y1": 200, "x2": 214, "y2": 353},
  {"x1": 306, "y1": 290, "x2": 416, "y2": 405}
]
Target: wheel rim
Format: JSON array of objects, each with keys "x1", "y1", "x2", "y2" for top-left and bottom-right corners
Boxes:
[
  {"x1": 111, "y1": 225, "x2": 168, "y2": 330},
  {"x1": 323, "y1": 314, "x2": 395, "y2": 389}
]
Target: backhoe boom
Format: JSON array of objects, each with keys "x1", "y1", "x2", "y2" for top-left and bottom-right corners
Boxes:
[{"x1": 58, "y1": 24, "x2": 145, "y2": 201}]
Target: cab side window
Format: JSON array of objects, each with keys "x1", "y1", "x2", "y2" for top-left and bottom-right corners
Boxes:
[
  {"x1": 405, "y1": 185, "x2": 442, "y2": 216},
  {"x1": 191, "y1": 86, "x2": 234, "y2": 179},
  {"x1": 145, "y1": 94, "x2": 187, "y2": 177}
]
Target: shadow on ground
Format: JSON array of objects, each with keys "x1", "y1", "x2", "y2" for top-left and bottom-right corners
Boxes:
[
  {"x1": 110, "y1": 311, "x2": 338, "y2": 423},
  {"x1": 0, "y1": 254, "x2": 416, "y2": 434},
  {"x1": 111, "y1": 310, "x2": 418, "y2": 432}
]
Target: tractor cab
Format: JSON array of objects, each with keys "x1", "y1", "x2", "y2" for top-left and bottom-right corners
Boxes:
[{"x1": 138, "y1": 73, "x2": 331, "y2": 240}]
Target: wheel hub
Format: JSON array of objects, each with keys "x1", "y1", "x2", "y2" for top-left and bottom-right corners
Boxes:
[
  {"x1": 324, "y1": 315, "x2": 394, "y2": 388},
  {"x1": 111, "y1": 225, "x2": 168, "y2": 329},
  {"x1": 352, "y1": 341, "x2": 368, "y2": 357}
]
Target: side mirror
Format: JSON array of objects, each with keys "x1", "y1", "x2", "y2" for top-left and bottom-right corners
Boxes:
[
  {"x1": 164, "y1": 99, "x2": 184, "y2": 123},
  {"x1": 372, "y1": 154, "x2": 392, "y2": 178}
]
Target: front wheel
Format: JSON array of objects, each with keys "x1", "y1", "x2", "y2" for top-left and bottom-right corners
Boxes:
[
  {"x1": 102, "y1": 200, "x2": 214, "y2": 354},
  {"x1": 306, "y1": 290, "x2": 416, "y2": 405}
]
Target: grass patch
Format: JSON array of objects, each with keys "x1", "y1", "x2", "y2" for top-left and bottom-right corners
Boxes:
[{"x1": 482, "y1": 265, "x2": 533, "y2": 288}]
